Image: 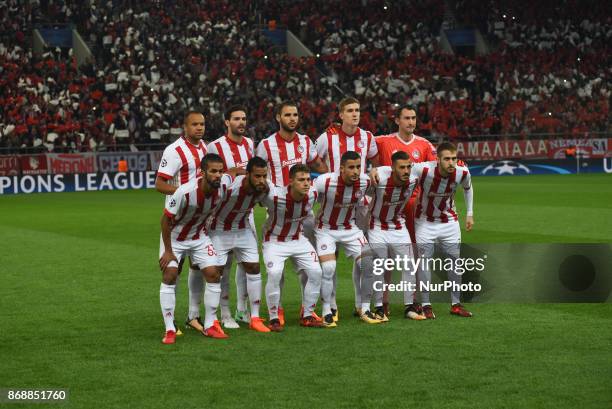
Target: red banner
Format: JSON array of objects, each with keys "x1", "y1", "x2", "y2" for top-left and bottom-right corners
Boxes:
[
  {"x1": 456, "y1": 140, "x2": 549, "y2": 160},
  {"x1": 547, "y1": 138, "x2": 610, "y2": 159},
  {"x1": 0, "y1": 155, "x2": 19, "y2": 176},
  {"x1": 456, "y1": 138, "x2": 612, "y2": 160},
  {"x1": 47, "y1": 153, "x2": 96, "y2": 174},
  {"x1": 20, "y1": 154, "x2": 49, "y2": 175}
]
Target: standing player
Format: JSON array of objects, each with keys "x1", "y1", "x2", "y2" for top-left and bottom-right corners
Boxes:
[
  {"x1": 365, "y1": 151, "x2": 426, "y2": 321},
  {"x1": 313, "y1": 151, "x2": 373, "y2": 327},
  {"x1": 256, "y1": 101, "x2": 328, "y2": 323},
  {"x1": 158, "y1": 154, "x2": 227, "y2": 344},
  {"x1": 208, "y1": 156, "x2": 270, "y2": 333},
  {"x1": 155, "y1": 110, "x2": 208, "y2": 335},
  {"x1": 315, "y1": 97, "x2": 379, "y2": 320},
  {"x1": 374, "y1": 105, "x2": 436, "y2": 315},
  {"x1": 260, "y1": 164, "x2": 328, "y2": 331},
  {"x1": 411, "y1": 142, "x2": 474, "y2": 319},
  {"x1": 207, "y1": 105, "x2": 255, "y2": 328}
]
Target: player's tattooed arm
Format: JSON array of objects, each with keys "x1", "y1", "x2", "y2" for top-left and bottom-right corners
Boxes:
[
  {"x1": 159, "y1": 214, "x2": 177, "y2": 271},
  {"x1": 155, "y1": 176, "x2": 178, "y2": 195}
]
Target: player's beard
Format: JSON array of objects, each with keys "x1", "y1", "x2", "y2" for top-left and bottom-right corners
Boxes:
[
  {"x1": 208, "y1": 178, "x2": 221, "y2": 189},
  {"x1": 231, "y1": 125, "x2": 245, "y2": 136},
  {"x1": 280, "y1": 121, "x2": 297, "y2": 133}
]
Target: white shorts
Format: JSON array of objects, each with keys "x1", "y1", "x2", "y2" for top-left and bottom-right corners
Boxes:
[
  {"x1": 263, "y1": 237, "x2": 320, "y2": 274},
  {"x1": 315, "y1": 228, "x2": 369, "y2": 259},
  {"x1": 159, "y1": 234, "x2": 221, "y2": 269},
  {"x1": 209, "y1": 229, "x2": 259, "y2": 265},
  {"x1": 415, "y1": 218, "x2": 461, "y2": 258},
  {"x1": 368, "y1": 227, "x2": 414, "y2": 260}
]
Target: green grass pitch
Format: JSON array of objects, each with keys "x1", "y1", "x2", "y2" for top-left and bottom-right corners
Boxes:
[{"x1": 1, "y1": 174, "x2": 611, "y2": 408}]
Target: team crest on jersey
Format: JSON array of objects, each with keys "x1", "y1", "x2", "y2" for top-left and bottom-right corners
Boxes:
[
  {"x1": 358, "y1": 140, "x2": 365, "y2": 148},
  {"x1": 297, "y1": 145, "x2": 305, "y2": 153},
  {"x1": 169, "y1": 198, "x2": 176, "y2": 207},
  {"x1": 161, "y1": 159, "x2": 167, "y2": 167},
  {"x1": 412, "y1": 150, "x2": 420, "y2": 160}
]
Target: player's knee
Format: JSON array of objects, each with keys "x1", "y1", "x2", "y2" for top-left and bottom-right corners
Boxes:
[
  {"x1": 306, "y1": 267, "x2": 322, "y2": 286},
  {"x1": 162, "y1": 267, "x2": 179, "y2": 284},
  {"x1": 267, "y1": 269, "x2": 283, "y2": 285},
  {"x1": 243, "y1": 262, "x2": 260, "y2": 274},
  {"x1": 203, "y1": 266, "x2": 222, "y2": 283},
  {"x1": 320, "y1": 261, "x2": 335, "y2": 280}
]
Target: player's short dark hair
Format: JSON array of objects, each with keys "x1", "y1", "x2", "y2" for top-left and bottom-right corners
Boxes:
[
  {"x1": 289, "y1": 164, "x2": 310, "y2": 179},
  {"x1": 395, "y1": 104, "x2": 417, "y2": 119},
  {"x1": 246, "y1": 156, "x2": 267, "y2": 173},
  {"x1": 224, "y1": 105, "x2": 247, "y2": 121},
  {"x1": 276, "y1": 100, "x2": 298, "y2": 116},
  {"x1": 437, "y1": 142, "x2": 457, "y2": 156},
  {"x1": 340, "y1": 150, "x2": 361, "y2": 165},
  {"x1": 391, "y1": 151, "x2": 410, "y2": 163},
  {"x1": 338, "y1": 97, "x2": 359, "y2": 112},
  {"x1": 183, "y1": 109, "x2": 205, "y2": 124},
  {"x1": 201, "y1": 153, "x2": 224, "y2": 171}
]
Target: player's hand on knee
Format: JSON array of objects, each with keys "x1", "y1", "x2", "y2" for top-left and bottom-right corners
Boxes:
[{"x1": 159, "y1": 251, "x2": 178, "y2": 271}]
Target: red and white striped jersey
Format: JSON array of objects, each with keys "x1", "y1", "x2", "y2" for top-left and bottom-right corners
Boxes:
[
  {"x1": 206, "y1": 135, "x2": 254, "y2": 170},
  {"x1": 157, "y1": 136, "x2": 207, "y2": 186},
  {"x1": 369, "y1": 166, "x2": 417, "y2": 231},
  {"x1": 315, "y1": 127, "x2": 378, "y2": 173},
  {"x1": 412, "y1": 161, "x2": 472, "y2": 223},
  {"x1": 260, "y1": 182, "x2": 318, "y2": 242},
  {"x1": 255, "y1": 132, "x2": 319, "y2": 187},
  {"x1": 164, "y1": 181, "x2": 221, "y2": 242},
  {"x1": 210, "y1": 174, "x2": 261, "y2": 232},
  {"x1": 314, "y1": 172, "x2": 371, "y2": 231}
]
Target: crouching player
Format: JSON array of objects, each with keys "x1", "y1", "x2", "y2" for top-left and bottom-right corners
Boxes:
[
  {"x1": 411, "y1": 142, "x2": 474, "y2": 319},
  {"x1": 260, "y1": 164, "x2": 328, "y2": 331},
  {"x1": 365, "y1": 151, "x2": 426, "y2": 321},
  {"x1": 208, "y1": 156, "x2": 271, "y2": 333},
  {"x1": 158, "y1": 154, "x2": 228, "y2": 344},
  {"x1": 313, "y1": 151, "x2": 374, "y2": 327}
]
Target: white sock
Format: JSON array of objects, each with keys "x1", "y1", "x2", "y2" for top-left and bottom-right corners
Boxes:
[
  {"x1": 352, "y1": 261, "x2": 362, "y2": 309},
  {"x1": 236, "y1": 263, "x2": 248, "y2": 313},
  {"x1": 188, "y1": 268, "x2": 202, "y2": 320},
  {"x1": 361, "y1": 302, "x2": 371, "y2": 313},
  {"x1": 160, "y1": 283, "x2": 176, "y2": 332},
  {"x1": 320, "y1": 260, "x2": 335, "y2": 316},
  {"x1": 265, "y1": 270, "x2": 282, "y2": 320},
  {"x1": 402, "y1": 268, "x2": 416, "y2": 305},
  {"x1": 204, "y1": 282, "x2": 221, "y2": 329},
  {"x1": 246, "y1": 273, "x2": 262, "y2": 318},
  {"x1": 220, "y1": 266, "x2": 231, "y2": 317},
  {"x1": 303, "y1": 267, "x2": 322, "y2": 317},
  {"x1": 299, "y1": 270, "x2": 308, "y2": 302},
  {"x1": 331, "y1": 272, "x2": 337, "y2": 310}
]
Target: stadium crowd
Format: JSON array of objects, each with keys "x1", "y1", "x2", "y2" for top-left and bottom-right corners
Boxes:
[{"x1": 0, "y1": 0, "x2": 609, "y2": 153}]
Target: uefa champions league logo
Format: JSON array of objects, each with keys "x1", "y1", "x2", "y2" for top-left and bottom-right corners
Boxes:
[{"x1": 482, "y1": 160, "x2": 531, "y2": 175}]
